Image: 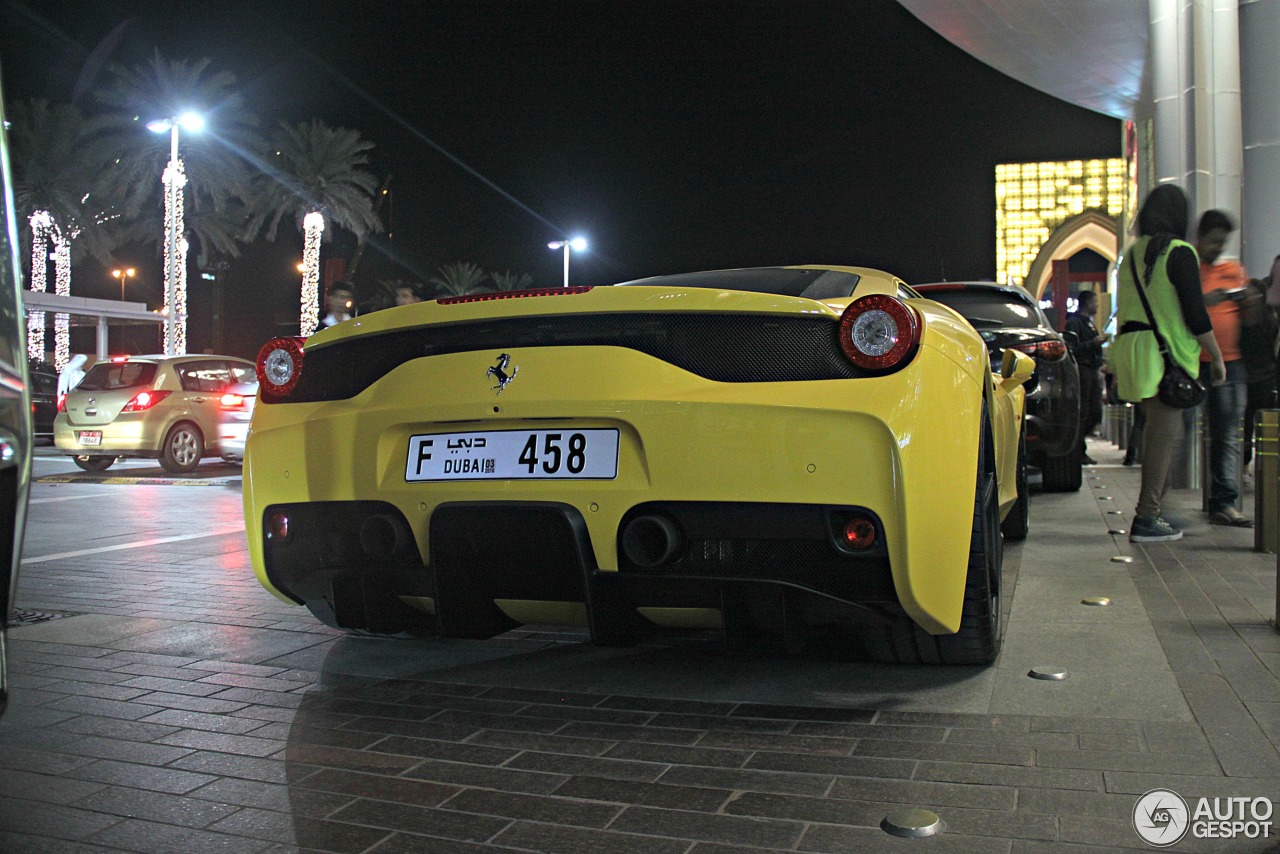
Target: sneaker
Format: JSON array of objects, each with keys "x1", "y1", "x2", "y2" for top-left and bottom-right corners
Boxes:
[
  {"x1": 1209, "y1": 507, "x2": 1254, "y2": 528},
  {"x1": 1130, "y1": 515, "x2": 1183, "y2": 542}
]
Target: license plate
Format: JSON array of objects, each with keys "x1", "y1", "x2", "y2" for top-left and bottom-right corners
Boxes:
[
  {"x1": 77, "y1": 431, "x2": 102, "y2": 447},
  {"x1": 405, "y1": 429, "x2": 619, "y2": 481}
]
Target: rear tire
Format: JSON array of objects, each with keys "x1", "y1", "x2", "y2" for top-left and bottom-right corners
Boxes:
[
  {"x1": 1000, "y1": 428, "x2": 1030, "y2": 541},
  {"x1": 860, "y1": 407, "x2": 1004, "y2": 665},
  {"x1": 1040, "y1": 443, "x2": 1083, "y2": 492},
  {"x1": 160, "y1": 422, "x2": 204, "y2": 473},
  {"x1": 73, "y1": 455, "x2": 114, "y2": 472}
]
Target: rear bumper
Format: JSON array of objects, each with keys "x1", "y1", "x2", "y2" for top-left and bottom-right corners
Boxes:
[{"x1": 260, "y1": 500, "x2": 898, "y2": 638}]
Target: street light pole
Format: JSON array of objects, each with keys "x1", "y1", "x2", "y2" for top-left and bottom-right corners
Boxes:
[
  {"x1": 112, "y1": 268, "x2": 136, "y2": 302},
  {"x1": 147, "y1": 112, "x2": 203, "y2": 355},
  {"x1": 547, "y1": 236, "x2": 588, "y2": 288}
]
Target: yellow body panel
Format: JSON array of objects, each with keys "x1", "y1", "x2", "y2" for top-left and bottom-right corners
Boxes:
[{"x1": 244, "y1": 269, "x2": 1026, "y2": 636}]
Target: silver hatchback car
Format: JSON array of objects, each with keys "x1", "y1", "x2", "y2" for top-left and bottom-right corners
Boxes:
[{"x1": 54, "y1": 355, "x2": 255, "y2": 473}]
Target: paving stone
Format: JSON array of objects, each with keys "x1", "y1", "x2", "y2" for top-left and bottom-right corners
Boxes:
[
  {"x1": 491, "y1": 821, "x2": 690, "y2": 854},
  {"x1": 1035, "y1": 747, "x2": 1222, "y2": 775},
  {"x1": 402, "y1": 758, "x2": 568, "y2": 795},
  {"x1": 168, "y1": 753, "x2": 303, "y2": 786},
  {"x1": 368, "y1": 734, "x2": 520, "y2": 766},
  {"x1": 206, "y1": 806, "x2": 392, "y2": 852},
  {"x1": 829, "y1": 775, "x2": 1016, "y2": 811},
  {"x1": 440, "y1": 787, "x2": 622, "y2": 828},
  {"x1": 596, "y1": 694, "x2": 739, "y2": 716},
  {"x1": 552, "y1": 774, "x2": 732, "y2": 811},
  {"x1": 505, "y1": 749, "x2": 670, "y2": 782},
  {"x1": 138, "y1": 709, "x2": 271, "y2": 735},
  {"x1": 694, "y1": 729, "x2": 856, "y2": 754},
  {"x1": 0, "y1": 767, "x2": 106, "y2": 804},
  {"x1": 71, "y1": 759, "x2": 218, "y2": 795},
  {"x1": 188, "y1": 776, "x2": 355, "y2": 817},
  {"x1": 746, "y1": 749, "x2": 917, "y2": 779},
  {"x1": 658, "y1": 764, "x2": 835, "y2": 797},
  {"x1": 329, "y1": 798, "x2": 510, "y2": 842},
  {"x1": 603, "y1": 740, "x2": 753, "y2": 769},
  {"x1": 649, "y1": 712, "x2": 795, "y2": 734},
  {"x1": 799, "y1": 824, "x2": 1012, "y2": 853},
  {"x1": 0, "y1": 799, "x2": 124, "y2": 843},
  {"x1": 0, "y1": 830, "x2": 124, "y2": 853},
  {"x1": 913, "y1": 760, "x2": 1103, "y2": 792},
  {"x1": 291, "y1": 767, "x2": 459, "y2": 807},
  {"x1": 71, "y1": 784, "x2": 242, "y2": 828},
  {"x1": 58, "y1": 735, "x2": 195, "y2": 766},
  {"x1": 790, "y1": 720, "x2": 948, "y2": 742},
  {"x1": 611, "y1": 803, "x2": 805, "y2": 848}
]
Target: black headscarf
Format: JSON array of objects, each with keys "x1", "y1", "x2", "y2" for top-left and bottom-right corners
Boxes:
[{"x1": 1136, "y1": 183, "x2": 1190, "y2": 268}]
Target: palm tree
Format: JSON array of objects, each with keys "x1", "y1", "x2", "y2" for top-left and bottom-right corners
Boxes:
[
  {"x1": 8, "y1": 98, "x2": 119, "y2": 367},
  {"x1": 93, "y1": 51, "x2": 262, "y2": 354},
  {"x1": 489, "y1": 270, "x2": 534, "y2": 292},
  {"x1": 430, "y1": 262, "x2": 490, "y2": 297},
  {"x1": 247, "y1": 119, "x2": 382, "y2": 335}
]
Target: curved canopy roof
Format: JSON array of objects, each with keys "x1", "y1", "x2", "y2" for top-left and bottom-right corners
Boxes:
[{"x1": 897, "y1": 0, "x2": 1147, "y2": 120}]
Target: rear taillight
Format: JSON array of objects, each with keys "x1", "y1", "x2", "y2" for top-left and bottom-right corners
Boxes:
[
  {"x1": 1014, "y1": 340, "x2": 1067, "y2": 361},
  {"x1": 220, "y1": 392, "x2": 247, "y2": 411},
  {"x1": 837, "y1": 295, "x2": 921, "y2": 371},
  {"x1": 56, "y1": 394, "x2": 65, "y2": 413},
  {"x1": 257, "y1": 337, "x2": 306, "y2": 401},
  {"x1": 121, "y1": 390, "x2": 172, "y2": 412}
]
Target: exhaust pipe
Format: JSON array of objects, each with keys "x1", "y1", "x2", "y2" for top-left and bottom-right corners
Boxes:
[
  {"x1": 620, "y1": 515, "x2": 683, "y2": 568},
  {"x1": 359, "y1": 513, "x2": 415, "y2": 560}
]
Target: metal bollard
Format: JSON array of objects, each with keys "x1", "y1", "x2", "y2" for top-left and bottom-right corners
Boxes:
[
  {"x1": 1256, "y1": 410, "x2": 1279, "y2": 553},
  {"x1": 1119, "y1": 404, "x2": 1133, "y2": 451},
  {"x1": 1172, "y1": 407, "x2": 1201, "y2": 490}
]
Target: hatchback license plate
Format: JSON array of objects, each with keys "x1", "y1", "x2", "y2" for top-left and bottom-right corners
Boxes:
[
  {"x1": 77, "y1": 431, "x2": 102, "y2": 447},
  {"x1": 406, "y1": 429, "x2": 619, "y2": 481}
]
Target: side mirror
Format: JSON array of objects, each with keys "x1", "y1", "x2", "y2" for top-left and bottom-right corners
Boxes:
[{"x1": 1000, "y1": 348, "x2": 1036, "y2": 391}]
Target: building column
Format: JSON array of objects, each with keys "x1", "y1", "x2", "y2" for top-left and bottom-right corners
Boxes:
[
  {"x1": 1240, "y1": 0, "x2": 1280, "y2": 276},
  {"x1": 1149, "y1": 0, "x2": 1242, "y2": 234}
]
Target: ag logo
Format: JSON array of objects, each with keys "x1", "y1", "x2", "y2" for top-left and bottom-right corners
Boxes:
[
  {"x1": 485, "y1": 353, "x2": 518, "y2": 395},
  {"x1": 1133, "y1": 788, "x2": 1189, "y2": 846}
]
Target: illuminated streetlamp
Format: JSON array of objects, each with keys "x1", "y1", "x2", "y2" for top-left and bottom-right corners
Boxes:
[
  {"x1": 111, "y1": 267, "x2": 136, "y2": 302},
  {"x1": 547, "y1": 236, "x2": 587, "y2": 288},
  {"x1": 146, "y1": 112, "x2": 204, "y2": 355}
]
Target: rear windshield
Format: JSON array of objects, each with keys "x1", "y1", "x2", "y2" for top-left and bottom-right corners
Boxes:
[
  {"x1": 919, "y1": 289, "x2": 1047, "y2": 329},
  {"x1": 77, "y1": 362, "x2": 158, "y2": 391},
  {"x1": 617, "y1": 268, "x2": 861, "y2": 299}
]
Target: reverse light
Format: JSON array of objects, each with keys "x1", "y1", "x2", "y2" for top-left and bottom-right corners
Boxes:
[
  {"x1": 256, "y1": 337, "x2": 306, "y2": 401},
  {"x1": 837, "y1": 294, "x2": 921, "y2": 371},
  {"x1": 1013, "y1": 340, "x2": 1067, "y2": 361},
  {"x1": 842, "y1": 517, "x2": 877, "y2": 551},
  {"x1": 121, "y1": 390, "x2": 172, "y2": 412},
  {"x1": 437, "y1": 286, "x2": 593, "y2": 305}
]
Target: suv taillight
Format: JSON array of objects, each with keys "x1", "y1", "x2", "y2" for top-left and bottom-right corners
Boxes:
[
  {"x1": 257, "y1": 337, "x2": 306, "y2": 402},
  {"x1": 121, "y1": 390, "x2": 172, "y2": 412},
  {"x1": 1014, "y1": 340, "x2": 1067, "y2": 361},
  {"x1": 837, "y1": 295, "x2": 921, "y2": 371}
]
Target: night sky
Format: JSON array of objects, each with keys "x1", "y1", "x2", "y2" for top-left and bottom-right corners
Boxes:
[{"x1": 0, "y1": 0, "x2": 1121, "y2": 358}]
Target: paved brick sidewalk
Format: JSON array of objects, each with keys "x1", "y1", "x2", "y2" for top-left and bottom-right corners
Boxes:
[{"x1": 1, "y1": 446, "x2": 1279, "y2": 852}]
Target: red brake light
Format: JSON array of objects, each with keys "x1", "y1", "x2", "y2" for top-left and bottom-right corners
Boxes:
[
  {"x1": 110, "y1": 355, "x2": 130, "y2": 362},
  {"x1": 121, "y1": 390, "x2": 172, "y2": 412},
  {"x1": 1014, "y1": 340, "x2": 1067, "y2": 361},
  {"x1": 256, "y1": 337, "x2": 306, "y2": 401},
  {"x1": 56, "y1": 393, "x2": 66, "y2": 413},
  {"x1": 220, "y1": 393, "x2": 246, "y2": 410},
  {"x1": 437, "y1": 286, "x2": 593, "y2": 305},
  {"x1": 837, "y1": 295, "x2": 921, "y2": 371}
]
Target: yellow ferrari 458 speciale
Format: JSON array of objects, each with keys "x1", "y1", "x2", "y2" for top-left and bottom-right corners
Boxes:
[{"x1": 244, "y1": 265, "x2": 1033, "y2": 663}]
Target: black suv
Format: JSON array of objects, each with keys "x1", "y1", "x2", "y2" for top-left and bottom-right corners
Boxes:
[{"x1": 915, "y1": 282, "x2": 1083, "y2": 492}]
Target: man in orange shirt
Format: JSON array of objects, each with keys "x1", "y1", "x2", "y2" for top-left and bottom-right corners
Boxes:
[{"x1": 1197, "y1": 209, "x2": 1252, "y2": 526}]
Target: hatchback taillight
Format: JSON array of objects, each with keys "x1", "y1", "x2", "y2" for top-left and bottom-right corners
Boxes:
[
  {"x1": 56, "y1": 393, "x2": 66, "y2": 413},
  {"x1": 1014, "y1": 340, "x2": 1067, "y2": 361},
  {"x1": 837, "y1": 295, "x2": 921, "y2": 371},
  {"x1": 121, "y1": 390, "x2": 172, "y2": 412},
  {"x1": 257, "y1": 337, "x2": 306, "y2": 402},
  {"x1": 220, "y1": 392, "x2": 247, "y2": 411}
]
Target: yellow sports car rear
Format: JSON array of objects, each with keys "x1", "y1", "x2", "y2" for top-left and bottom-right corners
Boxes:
[{"x1": 243, "y1": 266, "x2": 1031, "y2": 663}]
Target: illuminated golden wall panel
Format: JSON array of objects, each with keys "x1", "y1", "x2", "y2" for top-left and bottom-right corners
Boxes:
[{"x1": 996, "y1": 159, "x2": 1126, "y2": 286}]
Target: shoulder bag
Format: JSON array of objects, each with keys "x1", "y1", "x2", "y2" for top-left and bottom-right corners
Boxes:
[{"x1": 1128, "y1": 251, "x2": 1206, "y2": 409}]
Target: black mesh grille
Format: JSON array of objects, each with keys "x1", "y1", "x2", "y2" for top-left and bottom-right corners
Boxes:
[{"x1": 282, "y1": 312, "x2": 861, "y2": 403}]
